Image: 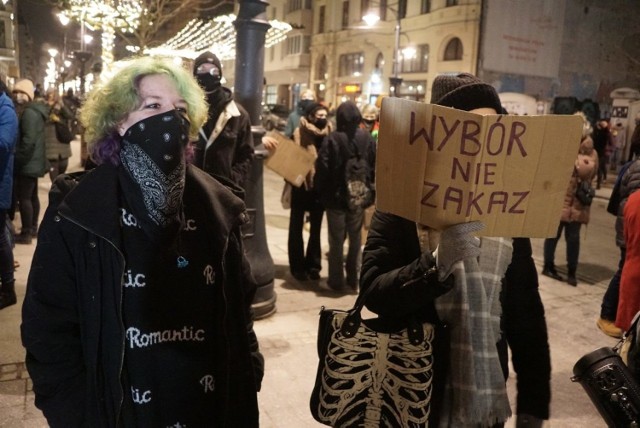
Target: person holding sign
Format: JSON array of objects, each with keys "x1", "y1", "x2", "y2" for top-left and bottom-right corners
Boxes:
[
  {"x1": 360, "y1": 74, "x2": 550, "y2": 427},
  {"x1": 288, "y1": 103, "x2": 333, "y2": 281},
  {"x1": 542, "y1": 113, "x2": 598, "y2": 286}
]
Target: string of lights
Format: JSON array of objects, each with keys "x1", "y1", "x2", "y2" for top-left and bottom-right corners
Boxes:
[{"x1": 145, "y1": 14, "x2": 292, "y2": 60}]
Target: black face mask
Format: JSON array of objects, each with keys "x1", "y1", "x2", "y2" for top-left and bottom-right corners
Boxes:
[
  {"x1": 314, "y1": 118, "x2": 328, "y2": 129},
  {"x1": 119, "y1": 110, "x2": 190, "y2": 227},
  {"x1": 196, "y1": 73, "x2": 222, "y2": 92},
  {"x1": 363, "y1": 119, "x2": 376, "y2": 126}
]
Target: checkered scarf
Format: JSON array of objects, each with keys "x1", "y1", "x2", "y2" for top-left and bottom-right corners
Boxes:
[{"x1": 434, "y1": 237, "x2": 513, "y2": 427}]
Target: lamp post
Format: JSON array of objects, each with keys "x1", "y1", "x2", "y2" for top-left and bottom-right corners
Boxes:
[
  {"x1": 363, "y1": 3, "x2": 404, "y2": 97},
  {"x1": 234, "y1": 0, "x2": 277, "y2": 319}
]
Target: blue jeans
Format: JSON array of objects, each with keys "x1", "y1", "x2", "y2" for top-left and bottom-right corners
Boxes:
[
  {"x1": 0, "y1": 210, "x2": 14, "y2": 286},
  {"x1": 326, "y1": 208, "x2": 363, "y2": 289},
  {"x1": 600, "y1": 247, "x2": 626, "y2": 320},
  {"x1": 543, "y1": 221, "x2": 581, "y2": 273}
]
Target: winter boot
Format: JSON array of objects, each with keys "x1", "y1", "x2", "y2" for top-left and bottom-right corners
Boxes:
[
  {"x1": 0, "y1": 280, "x2": 17, "y2": 310},
  {"x1": 541, "y1": 264, "x2": 563, "y2": 281},
  {"x1": 567, "y1": 267, "x2": 577, "y2": 286},
  {"x1": 14, "y1": 232, "x2": 32, "y2": 245}
]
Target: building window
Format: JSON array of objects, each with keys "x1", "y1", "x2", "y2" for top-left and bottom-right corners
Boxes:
[
  {"x1": 397, "y1": 80, "x2": 427, "y2": 102},
  {"x1": 316, "y1": 55, "x2": 328, "y2": 80},
  {"x1": 286, "y1": 0, "x2": 312, "y2": 13},
  {"x1": 375, "y1": 52, "x2": 385, "y2": 72},
  {"x1": 318, "y1": 5, "x2": 326, "y2": 33},
  {"x1": 446, "y1": 0, "x2": 458, "y2": 6},
  {"x1": 380, "y1": 0, "x2": 388, "y2": 21},
  {"x1": 285, "y1": 35, "x2": 310, "y2": 55},
  {"x1": 339, "y1": 52, "x2": 364, "y2": 77},
  {"x1": 342, "y1": 1, "x2": 349, "y2": 29},
  {"x1": 398, "y1": 0, "x2": 407, "y2": 18},
  {"x1": 443, "y1": 38, "x2": 463, "y2": 61},
  {"x1": 265, "y1": 85, "x2": 278, "y2": 105},
  {"x1": 361, "y1": 0, "x2": 370, "y2": 15},
  {"x1": 400, "y1": 44, "x2": 429, "y2": 73},
  {"x1": 421, "y1": 0, "x2": 431, "y2": 14}
]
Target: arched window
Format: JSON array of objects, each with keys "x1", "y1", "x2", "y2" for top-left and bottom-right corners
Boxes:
[
  {"x1": 375, "y1": 52, "x2": 384, "y2": 73},
  {"x1": 316, "y1": 55, "x2": 328, "y2": 80},
  {"x1": 443, "y1": 37, "x2": 463, "y2": 61}
]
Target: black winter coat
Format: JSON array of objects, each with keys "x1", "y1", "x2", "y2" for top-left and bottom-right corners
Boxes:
[
  {"x1": 315, "y1": 128, "x2": 376, "y2": 210},
  {"x1": 360, "y1": 210, "x2": 551, "y2": 420},
  {"x1": 21, "y1": 164, "x2": 263, "y2": 427}
]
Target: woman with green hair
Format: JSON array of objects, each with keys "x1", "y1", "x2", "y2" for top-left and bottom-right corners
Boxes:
[{"x1": 21, "y1": 56, "x2": 264, "y2": 427}]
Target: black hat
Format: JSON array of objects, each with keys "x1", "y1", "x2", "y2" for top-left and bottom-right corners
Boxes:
[
  {"x1": 304, "y1": 102, "x2": 325, "y2": 117},
  {"x1": 193, "y1": 51, "x2": 222, "y2": 77},
  {"x1": 430, "y1": 73, "x2": 502, "y2": 113}
]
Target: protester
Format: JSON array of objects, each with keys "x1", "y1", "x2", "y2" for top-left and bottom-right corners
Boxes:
[
  {"x1": 359, "y1": 73, "x2": 550, "y2": 427},
  {"x1": 592, "y1": 119, "x2": 612, "y2": 189},
  {"x1": 192, "y1": 51, "x2": 254, "y2": 190},
  {"x1": 284, "y1": 89, "x2": 315, "y2": 139},
  {"x1": 21, "y1": 57, "x2": 263, "y2": 426},
  {"x1": 12, "y1": 78, "x2": 48, "y2": 245},
  {"x1": 288, "y1": 102, "x2": 332, "y2": 281},
  {"x1": 315, "y1": 100, "x2": 376, "y2": 291},
  {"x1": 0, "y1": 79, "x2": 19, "y2": 310},
  {"x1": 542, "y1": 113, "x2": 598, "y2": 286},
  {"x1": 599, "y1": 148, "x2": 640, "y2": 337},
  {"x1": 44, "y1": 88, "x2": 74, "y2": 181},
  {"x1": 359, "y1": 104, "x2": 379, "y2": 142},
  {"x1": 616, "y1": 190, "x2": 640, "y2": 332}
]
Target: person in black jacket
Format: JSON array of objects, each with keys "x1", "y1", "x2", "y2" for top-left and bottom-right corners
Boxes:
[
  {"x1": 21, "y1": 57, "x2": 264, "y2": 427},
  {"x1": 315, "y1": 101, "x2": 376, "y2": 291},
  {"x1": 192, "y1": 51, "x2": 254, "y2": 191},
  {"x1": 360, "y1": 74, "x2": 551, "y2": 427}
]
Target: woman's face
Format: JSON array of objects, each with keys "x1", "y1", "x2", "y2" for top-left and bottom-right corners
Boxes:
[{"x1": 118, "y1": 74, "x2": 188, "y2": 136}]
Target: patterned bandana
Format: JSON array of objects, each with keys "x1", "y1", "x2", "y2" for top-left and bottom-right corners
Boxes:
[{"x1": 120, "y1": 110, "x2": 190, "y2": 228}]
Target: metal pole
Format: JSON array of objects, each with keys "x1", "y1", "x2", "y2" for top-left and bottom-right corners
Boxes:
[
  {"x1": 234, "y1": 0, "x2": 276, "y2": 319},
  {"x1": 389, "y1": 12, "x2": 402, "y2": 97}
]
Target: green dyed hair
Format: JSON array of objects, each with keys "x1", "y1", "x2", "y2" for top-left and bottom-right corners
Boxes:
[{"x1": 80, "y1": 56, "x2": 208, "y2": 157}]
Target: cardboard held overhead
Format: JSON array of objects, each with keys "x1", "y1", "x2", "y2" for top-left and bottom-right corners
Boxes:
[
  {"x1": 376, "y1": 97, "x2": 583, "y2": 238},
  {"x1": 264, "y1": 131, "x2": 317, "y2": 187}
]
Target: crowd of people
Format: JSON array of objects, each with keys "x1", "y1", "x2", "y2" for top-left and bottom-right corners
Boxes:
[{"x1": 1, "y1": 51, "x2": 640, "y2": 426}]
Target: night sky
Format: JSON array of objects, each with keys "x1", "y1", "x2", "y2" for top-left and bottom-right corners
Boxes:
[{"x1": 19, "y1": 0, "x2": 69, "y2": 64}]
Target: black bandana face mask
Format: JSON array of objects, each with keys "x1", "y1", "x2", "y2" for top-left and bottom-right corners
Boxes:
[{"x1": 119, "y1": 110, "x2": 190, "y2": 228}]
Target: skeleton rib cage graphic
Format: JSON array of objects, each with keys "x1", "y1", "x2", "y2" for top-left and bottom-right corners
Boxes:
[{"x1": 313, "y1": 312, "x2": 435, "y2": 427}]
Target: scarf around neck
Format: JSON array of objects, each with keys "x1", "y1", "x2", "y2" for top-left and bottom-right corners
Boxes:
[{"x1": 434, "y1": 237, "x2": 513, "y2": 427}]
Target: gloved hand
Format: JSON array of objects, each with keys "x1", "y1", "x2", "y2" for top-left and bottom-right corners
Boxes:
[{"x1": 436, "y1": 221, "x2": 484, "y2": 281}]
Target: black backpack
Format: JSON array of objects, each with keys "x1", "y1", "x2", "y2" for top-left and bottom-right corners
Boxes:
[{"x1": 342, "y1": 138, "x2": 374, "y2": 211}]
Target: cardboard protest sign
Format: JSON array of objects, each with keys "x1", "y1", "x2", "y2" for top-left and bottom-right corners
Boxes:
[
  {"x1": 264, "y1": 131, "x2": 316, "y2": 187},
  {"x1": 376, "y1": 97, "x2": 583, "y2": 237}
]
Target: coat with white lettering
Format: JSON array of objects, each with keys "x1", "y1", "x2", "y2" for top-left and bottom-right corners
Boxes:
[
  {"x1": 21, "y1": 164, "x2": 263, "y2": 428},
  {"x1": 561, "y1": 136, "x2": 598, "y2": 224}
]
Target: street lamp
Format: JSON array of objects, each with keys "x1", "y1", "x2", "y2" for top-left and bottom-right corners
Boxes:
[{"x1": 363, "y1": 3, "x2": 404, "y2": 97}]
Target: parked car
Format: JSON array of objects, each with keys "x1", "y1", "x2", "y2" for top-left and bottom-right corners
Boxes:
[{"x1": 261, "y1": 104, "x2": 290, "y2": 131}]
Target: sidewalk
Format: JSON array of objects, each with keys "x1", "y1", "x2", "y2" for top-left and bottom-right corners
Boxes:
[{"x1": 0, "y1": 140, "x2": 618, "y2": 426}]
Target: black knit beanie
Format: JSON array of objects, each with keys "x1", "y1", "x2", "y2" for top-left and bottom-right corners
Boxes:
[
  {"x1": 193, "y1": 51, "x2": 222, "y2": 77},
  {"x1": 430, "y1": 73, "x2": 502, "y2": 113},
  {"x1": 304, "y1": 102, "x2": 325, "y2": 117}
]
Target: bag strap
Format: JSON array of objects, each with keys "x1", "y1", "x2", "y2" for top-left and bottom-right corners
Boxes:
[{"x1": 340, "y1": 278, "x2": 433, "y2": 345}]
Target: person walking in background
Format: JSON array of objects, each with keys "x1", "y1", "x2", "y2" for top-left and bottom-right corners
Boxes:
[
  {"x1": 283, "y1": 89, "x2": 315, "y2": 139},
  {"x1": 615, "y1": 190, "x2": 640, "y2": 332},
  {"x1": 592, "y1": 119, "x2": 612, "y2": 189},
  {"x1": 598, "y1": 143, "x2": 640, "y2": 338},
  {"x1": 11, "y1": 79, "x2": 48, "y2": 245},
  {"x1": 315, "y1": 101, "x2": 376, "y2": 291},
  {"x1": 358, "y1": 73, "x2": 550, "y2": 427},
  {"x1": 0, "y1": 79, "x2": 19, "y2": 310},
  {"x1": 359, "y1": 104, "x2": 380, "y2": 143},
  {"x1": 192, "y1": 51, "x2": 254, "y2": 190},
  {"x1": 21, "y1": 57, "x2": 263, "y2": 426},
  {"x1": 288, "y1": 102, "x2": 332, "y2": 282},
  {"x1": 543, "y1": 113, "x2": 598, "y2": 286},
  {"x1": 44, "y1": 88, "x2": 74, "y2": 181}
]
